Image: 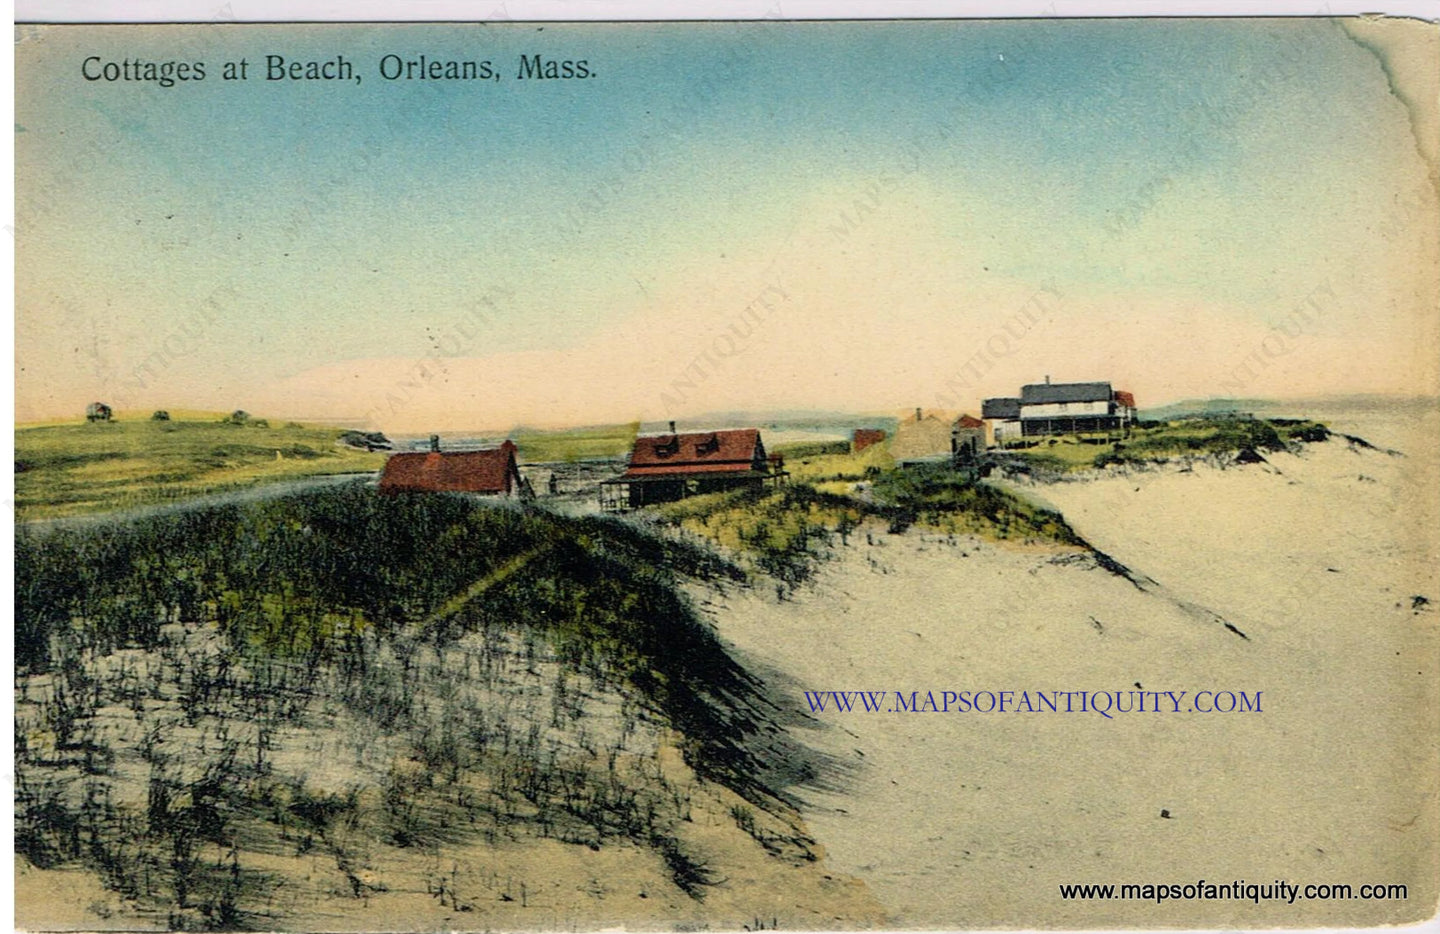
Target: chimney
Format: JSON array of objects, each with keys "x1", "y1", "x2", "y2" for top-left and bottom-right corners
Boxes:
[
  {"x1": 429, "y1": 434, "x2": 441, "y2": 453},
  {"x1": 668, "y1": 420, "x2": 676, "y2": 435},
  {"x1": 1045, "y1": 375, "x2": 1051, "y2": 385}
]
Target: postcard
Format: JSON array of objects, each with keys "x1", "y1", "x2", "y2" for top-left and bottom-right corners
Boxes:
[{"x1": 12, "y1": 13, "x2": 1439, "y2": 932}]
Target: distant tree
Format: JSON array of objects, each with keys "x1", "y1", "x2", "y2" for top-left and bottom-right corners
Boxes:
[
  {"x1": 85, "y1": 402, "x2": 113, "y2": 423},
  {"x1": 151, "y1": 410, "x2": 171, "y2": 421},
  {"x1": 227, "y1": 410, "x2": 251, "y2": 425}
]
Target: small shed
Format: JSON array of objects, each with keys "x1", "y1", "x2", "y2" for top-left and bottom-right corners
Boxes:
[
  {"x1": 852, "y1": 428, "x2": 887, "y2": 452},
  {"x1": 85, "y1": 402, "x2": 113, "y2": 423},
  {"x1": 952, "y1": 414, "x2": 985, "y2": 464},
  {"x1": 379, "y1": 440, "x2": 530, "y2": 498}
]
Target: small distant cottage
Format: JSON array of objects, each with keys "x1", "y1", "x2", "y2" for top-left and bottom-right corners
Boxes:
[
  {"x1": 85, "y1": 402, "x2": 113, "y2": 423},
  {"x1": 603, "y1": 423, "x2": 786, "y2": 510},
  {"x1": 378, "y1": 439, "x2": 530, "y2": 497},
  {"x1": 952, "y1": 414, "x2": 985, "y2": 464},
  {"x1": 852, "y1": 428, "x2": 887, "y2": 453},
  {"x1": 890, "y1": 408, "x2": 955, "y2": 461},
  {"x1": 982, "y1": 378, "x2": 1137, "y2": 444}
]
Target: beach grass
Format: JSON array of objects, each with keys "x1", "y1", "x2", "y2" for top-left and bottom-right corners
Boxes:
[
  {"x1": 656, "y1": 485, "x2": 868, "y2": 591},
  {"x1": 14, "y1": 486, "x2": 836, "y2": 927},
  {"x1": 775, "y1": 437, "x2": 895, "y2": 482},
  {"x1": 867, "y1": 463, "x2": 1085, "y2": 544},
  {"x1": 654, "y1": 466, "x2": 1083, "y2": 592},
  {"x1": 1005, "y1": 416, "x2": 1331, "y2": 472}
]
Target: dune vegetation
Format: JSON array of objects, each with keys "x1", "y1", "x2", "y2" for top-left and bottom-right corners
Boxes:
[
  {"x1": 15, "y1": 486, "x2": 859, "y2": 929},
  {"x1": 654, "y1": 465, "x2": 1084, "y2": 597},
  {"x1": 1005, "y1": 415, "x2": 1331, "y2": 474},
  {"x1": 771, "y1": 438, "x2": 895, "y2": 488},
  {"x1": 19, "y1": 411, "x2": 1314, "y2": 928}
]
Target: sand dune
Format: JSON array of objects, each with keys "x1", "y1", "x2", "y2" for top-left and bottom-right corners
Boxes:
[{"x1": 707, "y1": 413, "x2": 1439, "y2": 928}]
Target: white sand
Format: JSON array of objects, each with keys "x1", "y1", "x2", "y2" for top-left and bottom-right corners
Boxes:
[{"x1": 708, "y1": 411, "x2": 1439, "y2": 928}]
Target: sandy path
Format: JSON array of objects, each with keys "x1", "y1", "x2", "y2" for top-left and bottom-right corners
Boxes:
[{"x1": 709, "y1": 420, "x2": 1438, "y2": 928}]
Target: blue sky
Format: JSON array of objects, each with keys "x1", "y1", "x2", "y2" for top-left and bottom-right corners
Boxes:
[{"x1": 16, "y1": 19, "x2": 1438, "y2": 428}]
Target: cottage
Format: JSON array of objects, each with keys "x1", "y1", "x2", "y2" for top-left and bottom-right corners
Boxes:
[
  {"x1": 85, "y1": 401, "x2": 113, "y2": 423},
  {"x1": 983, "y1": 378, "x2": 1137, "y2": 443},
  {"x1": 890, "y1": 408, "x2": 955, "y2": 461},
  {"x1": 603, "y1": 423, "x2": 785, "y2": 510},
  {"x1": 378, "y1": 439, "x2": 530, "y2": 497},
  {"x1": 952, "y1": 414, "x2": 985, "y2": 464},
  {"x1": 980, "y1": 396, "x2": 1022, "y2": 447},
  {"x1": 852, "y1": 428, "x2": 887, "y2": 453}
]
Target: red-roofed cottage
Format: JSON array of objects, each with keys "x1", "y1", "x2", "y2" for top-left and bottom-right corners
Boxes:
[
  {"x1": 378, "y1": 440, "x2": 530, "y2": 498},
  {"x1": 952, "y1": 414, "x2": 985, "y2": 464},
  {"x1": 603, "y1": 423, "x2": 786, "y2": 509},
  {"x1": 852, "y1": 428, "x2": 887, "y2": 452}
]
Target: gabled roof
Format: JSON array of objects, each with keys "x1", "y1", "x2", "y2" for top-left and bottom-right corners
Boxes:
[
  {"x1": 982, "y1": 397, "x2": 1021, "y2": 419},
  {"x1": 379, "y1": 442, "x2": 519, "y2": 494},
  {"x1": 956, "y1": 414, "x2": 985, "y2": 429},
  {"x1": 622, "y1": 428, "x2": 764, "y2": 479},
  {"x1": 1113, "y1": 390, "x2": 1136, "y2": 409},
  {"x1": 1020, "y1": 381, "x2": 1113, "y2": 405}
]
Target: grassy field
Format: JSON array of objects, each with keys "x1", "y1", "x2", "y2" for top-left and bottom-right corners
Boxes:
[
  {"x1": 15, "y1": 416, "x2": 389, "y2": 519},
  {"x1": 1006, "y1": 416, "x2": 1330, "y2": 474},
  {"x1": 509, "y1": 422, "x2": 639, "y2": 463},
  {"x1": 772, "y1": 437, "x2": 895, "y2": 486}
]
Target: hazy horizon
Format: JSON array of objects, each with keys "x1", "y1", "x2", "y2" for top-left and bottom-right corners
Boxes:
[
  {"x1": 18, "y1": 390, "x2": 1437, "y2": 437},
  {"x1": 16, "y1": 19, "x2": 1439, "y2": 433}
]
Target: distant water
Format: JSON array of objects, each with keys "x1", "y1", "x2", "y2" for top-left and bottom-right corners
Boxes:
[
  {"x1": 630, "y1": 427, "x2": 849, "y2": 446},
  {"x1": 1264, "y1": 398, "x2": 1438, "y2": 456},
  {"x1": 390, "y1": 435, "x2": 505, "y2": 452},
  {"x1": 759, "y1": 429, "x2": 851, "y2": 446}
]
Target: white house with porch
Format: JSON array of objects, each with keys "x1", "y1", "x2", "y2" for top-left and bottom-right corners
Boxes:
[{"x1": 982, "y1": 378, "x2": 1137, "y2": 444}]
